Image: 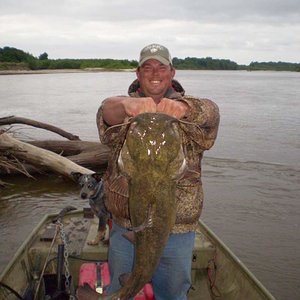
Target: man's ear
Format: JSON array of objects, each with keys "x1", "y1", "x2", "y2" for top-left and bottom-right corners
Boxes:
[
  {"x1": 171, "y1": 66, "x2": 176, "y2": 78},
  {"x1": 136, "y1": 66, "x2": 142, "y2": 81}
]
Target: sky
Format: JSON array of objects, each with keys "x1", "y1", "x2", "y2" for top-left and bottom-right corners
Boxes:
[{"x1": 0, "y1": 0, "x2": 300, "y2": 65}]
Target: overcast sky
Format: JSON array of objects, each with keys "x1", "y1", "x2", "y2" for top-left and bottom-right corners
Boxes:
[{"x1": 1, "y1": 0, "x2": 299, "y2": 65}]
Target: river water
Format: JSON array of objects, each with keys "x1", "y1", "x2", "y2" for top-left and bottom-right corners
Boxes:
[{"x1": 0, "y1": 70, "x2": 299, "y2": 300}]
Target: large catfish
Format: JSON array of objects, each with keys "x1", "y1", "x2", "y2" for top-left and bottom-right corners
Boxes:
[{"x1": 108, "y1": 112, "x2": 187, "y2": 300}]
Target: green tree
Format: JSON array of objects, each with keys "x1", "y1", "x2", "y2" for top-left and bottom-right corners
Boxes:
[
  {"x1": 0, "y1": 46, "x2": 35, "y2": 62},
  {"x1": 39, "y1": 52, "x2": 48, "y2": 60}
]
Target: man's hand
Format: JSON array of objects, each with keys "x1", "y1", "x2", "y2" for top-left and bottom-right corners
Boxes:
[
  {"x1": 123, "y1": 97, "x2": 157, "y2": 117},
  {"x1": 157, "y1": 98, "x2": 189, "y2": 119},
  {"x1": 102, "y1": 96, "x2": 189, "y2": 125}
]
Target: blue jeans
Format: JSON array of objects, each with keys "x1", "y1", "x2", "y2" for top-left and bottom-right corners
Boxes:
[{"x1": 107, "y1": 222, "x2": 195, "y2": 300}]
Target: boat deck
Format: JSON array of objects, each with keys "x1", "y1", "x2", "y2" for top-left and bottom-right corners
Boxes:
[
  {"x1": 28, "y1": 211, "x2": 216, "y2": 299},
  {"x1": 0, "y1": 209, "x2": 276, "y2": 300}
]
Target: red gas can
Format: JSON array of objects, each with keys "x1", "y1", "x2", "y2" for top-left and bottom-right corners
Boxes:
[{"x1": 78, "y1": 262, "x2": 154, "y2": 300}]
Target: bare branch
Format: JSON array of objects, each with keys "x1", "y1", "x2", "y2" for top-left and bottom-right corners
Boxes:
[{"x1": 0, "y1": 116, "x2": 80, "y2": 141}]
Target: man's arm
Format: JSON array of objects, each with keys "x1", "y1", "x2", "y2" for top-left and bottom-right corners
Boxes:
[
  {"x1": 179, "y1": 97, "x2": 220, "y2": 150},
  {"x1": 97, "y1": 96, "x2": 193, "y2": 147},
  {"x1": 101, "y1": 96, "x2": 156, "y2": 125},
  {"x1": 102, "y1": 96, "x2": 189, "y2": 125},
  {"x1": 157, "y1": 98, "x2": 189, "y2": 119}
]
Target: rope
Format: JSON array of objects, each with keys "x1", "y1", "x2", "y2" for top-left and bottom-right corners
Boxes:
[
  {"x1": 207, "y1": 251, "x2": 222, "y2": 298},
  {"x1": 104, "y1": 117, "x2": 133, "y2": 135}
]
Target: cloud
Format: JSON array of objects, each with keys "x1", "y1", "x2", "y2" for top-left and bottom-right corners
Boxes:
[
  {"x1": 1, "y1": 0, "x2": 299, "y2": 21},
  {"x1": 0, "y1": 0, "x2": 299, "y2": 64}
]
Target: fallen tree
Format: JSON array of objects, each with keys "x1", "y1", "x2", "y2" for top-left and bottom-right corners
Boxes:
[
  {"x1": 0, "y1": 116, "x2": 110, "y2": 179},
  {"x1": 28, "y1": 140, "x2": 110, "y2": 169},
  {"x1": 0, "y1": 132, "x2": 93, "y2": 178}
]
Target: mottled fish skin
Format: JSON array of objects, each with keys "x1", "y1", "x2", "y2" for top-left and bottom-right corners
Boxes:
[{"x1": 106, "y1": 113, "x2": 186, "y2": 300}]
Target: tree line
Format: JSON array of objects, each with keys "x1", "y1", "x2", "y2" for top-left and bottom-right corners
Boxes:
[
  {"x1": 172, "y1": 57, "x2": 239, "y2": 70},
  {"x1": 1, "y1": 46, "x2": 299, "y2": 72},
  {"x1": 0, "y1": 47, "x2": 137, "y2": 70},
  {"x1": 248, "y1": 61, "x2": 300, "y2": 72}
]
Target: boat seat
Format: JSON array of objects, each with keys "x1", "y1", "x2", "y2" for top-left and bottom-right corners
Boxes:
[
  {"x1": 81, "y1": 218, "x2": 216, "y2": 270},
  {"x1": 28, "y1": 216, "x2": 215, "y2": 282}
]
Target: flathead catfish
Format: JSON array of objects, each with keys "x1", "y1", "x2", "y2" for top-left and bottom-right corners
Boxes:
[{"x1": 108, "y1": 112, "x2": 187, "y2": 300}]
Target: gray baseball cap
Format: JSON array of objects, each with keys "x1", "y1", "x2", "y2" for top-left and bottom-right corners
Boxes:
[{"x1": 139, "y1": 43, "x2": 172, "y2": 66}]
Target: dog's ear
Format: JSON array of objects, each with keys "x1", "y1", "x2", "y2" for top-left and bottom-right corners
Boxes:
[
  {"x1": 92, "y1": 173, "x2": 103, "y2": 182},
  {"x1": 70, "y1": 172, "x2": 83, "y2": 181}
]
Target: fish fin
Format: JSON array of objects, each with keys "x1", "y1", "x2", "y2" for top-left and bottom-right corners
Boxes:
[
  {"x1": 119, "y1": 272, "x2": 131, "y2": 287},
  {"x1": 130, "y1": 204, "x2": 153, "y2": 233},
  {"x1": 104, "y1": 175, "x2": 130, "y2": 219},
  {"x1": 109, "y1": 175, "x2": 129, "y2": 198},
  {"x1": 122, "y1": 231, "x2": 135, "y2": 244}
]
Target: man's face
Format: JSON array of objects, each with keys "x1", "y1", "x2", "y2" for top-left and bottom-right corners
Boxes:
[{"x1": 136, "y1": 59, "x2": 175, "y2": 103}]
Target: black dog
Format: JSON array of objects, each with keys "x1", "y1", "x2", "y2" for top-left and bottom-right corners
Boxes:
[{"x1": 71, "y1": 172, "x2": 110, "y2": 245}]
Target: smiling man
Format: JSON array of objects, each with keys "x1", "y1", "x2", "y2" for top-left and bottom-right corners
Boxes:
[
  {"x1": 77, "y1": 43, "x2": 220, "y2": 300},
  {"x1": 101, "y1": 44, "x2": 189, "y2": 125}
]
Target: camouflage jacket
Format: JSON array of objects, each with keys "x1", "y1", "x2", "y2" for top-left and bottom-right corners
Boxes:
[{"x1": 96, "y1": 79, "x2": 220, "y2": 233}]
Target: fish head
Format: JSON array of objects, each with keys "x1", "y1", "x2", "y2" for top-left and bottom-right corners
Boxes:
[{"x1": 118, "y1": 112, "x2": 186, "y2": 180}]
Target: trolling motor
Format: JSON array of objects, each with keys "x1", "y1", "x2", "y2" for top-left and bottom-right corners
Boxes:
[
  {"x1": 48, "y1": 244, "x2": 69, "y2": 300},
  {"x1": 42, "y1": 244, "x2": 70, "y2": 299}
]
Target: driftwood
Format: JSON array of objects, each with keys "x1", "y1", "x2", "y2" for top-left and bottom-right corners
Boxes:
[
  {"x1": 28, "y1": 140, "x2": 110, "y2": 168},
  {"x1": 0, "y1": 132, "x2": 93, "y2": 178},
  {"x1": 0, "y1": 116, "x2": 110, "y2": 179},
  {"x1": 0, "y1": 116, "x2": 80, "y2": 140}
]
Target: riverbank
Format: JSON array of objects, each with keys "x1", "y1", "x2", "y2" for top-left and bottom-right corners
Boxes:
[{"x1": 1, "y1": 68, "x2": 299, "y2": 76}]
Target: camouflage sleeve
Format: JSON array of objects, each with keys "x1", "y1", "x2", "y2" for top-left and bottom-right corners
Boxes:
[
  {"x1": 178, "y1": 96, "x2": 220, "y2": 150},
  {"x1": 96, "y1": 103, "x2": 128, "y2": 147}
]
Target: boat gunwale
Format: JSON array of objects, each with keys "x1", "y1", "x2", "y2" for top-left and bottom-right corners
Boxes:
[{"x1": 198, "y1": 219, "x2": 276, "y2": 300}]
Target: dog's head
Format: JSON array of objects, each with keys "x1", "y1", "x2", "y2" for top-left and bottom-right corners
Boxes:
[{"x1": 71, "y1": 172, "x2": 103, "y2": 199}]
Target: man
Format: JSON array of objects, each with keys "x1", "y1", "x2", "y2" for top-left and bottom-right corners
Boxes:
[{"x1": 77, "y1": 43, "x2": 219, "y2": 300}]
